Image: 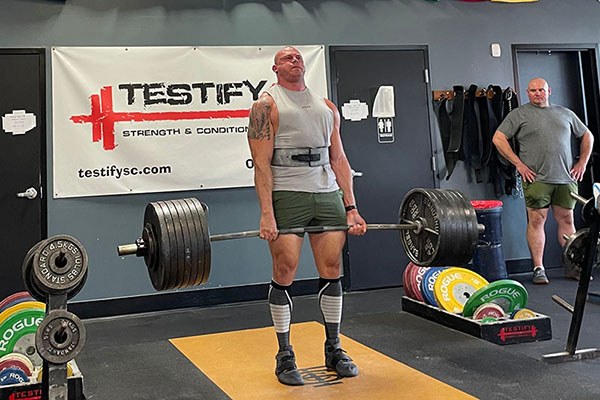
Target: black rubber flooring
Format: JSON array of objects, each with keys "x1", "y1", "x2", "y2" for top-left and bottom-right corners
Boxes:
[{"x1": 76, "y1": 268, "x2": 600, "y2": 399}]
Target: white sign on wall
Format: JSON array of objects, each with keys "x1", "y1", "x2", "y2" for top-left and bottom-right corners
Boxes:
[{"x1": 52, "y1": 45, "x2": 327, "y2": 198}]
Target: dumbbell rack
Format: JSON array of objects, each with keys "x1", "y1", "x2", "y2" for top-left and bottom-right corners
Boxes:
[
  {"x1": 40, "y1": 293, "x2": 76, "y2": 400},
  {"x1": 0, "y1": 293, "x2": 85, "y2": 400},
  {"x1": 543, "y1": 194, "x2": 600, "y2": 363},
  {"x1": 1, "y1": 235, "x2": 87, "y2": 400}
]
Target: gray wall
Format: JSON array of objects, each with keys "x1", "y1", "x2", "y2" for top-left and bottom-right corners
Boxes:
[{"x1": 1, "y1": 0, "x2": 599, "y2": 301}]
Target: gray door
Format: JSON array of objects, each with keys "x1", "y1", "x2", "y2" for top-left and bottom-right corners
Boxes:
[
  {"x1": 330, "y1": 47, "x2": 436, "y2": 290},
  {"x1": 515, "y1": 48, "x2": 598, "y2": 268},
  {"x1": 0, "y1": 49, "x2": 46, "y2": 299}
]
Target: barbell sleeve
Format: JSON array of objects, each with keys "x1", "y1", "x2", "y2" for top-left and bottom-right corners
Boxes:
[
  {"x1": 551, "y1": 294, "x2": 574, "y2": 314},
  {"x1": 570, "y1": 192, "x2": 589, "y2": 205},
  {"x1": 117, "y1": 244, "x2": 139, "y2": 256}
]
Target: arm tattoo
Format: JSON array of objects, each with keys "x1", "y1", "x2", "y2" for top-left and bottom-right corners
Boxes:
[{"x1": 248, "y1": 99, "x2": 273, "y2": 140}]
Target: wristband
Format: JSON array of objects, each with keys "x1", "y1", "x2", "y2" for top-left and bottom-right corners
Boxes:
[{"x1": 345, "y1": 205, "x2": 357, "y2": 212}]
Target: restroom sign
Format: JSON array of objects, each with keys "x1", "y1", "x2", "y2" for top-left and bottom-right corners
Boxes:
[{"x1": 377, "y1": 117, "x2": 394, "y2": 143}]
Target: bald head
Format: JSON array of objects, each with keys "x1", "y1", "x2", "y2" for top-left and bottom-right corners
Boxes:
[
  {"x1": 527, "y1": 78, "x2": 551, "y2": 107},
  {"x1": 272, "y1": 46, "x2": 306, "y2": 89},
  {"x1": 274, "y1": 46, "x2": 301, "y2": 64}
]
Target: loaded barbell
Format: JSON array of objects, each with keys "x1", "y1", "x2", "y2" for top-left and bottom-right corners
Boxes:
[
  {"x1": 561, "y1": 192, "x2": 600, "y2": 274},
  {"x1": 117, "y1": 188, "x2": 484, "y2": 291}
]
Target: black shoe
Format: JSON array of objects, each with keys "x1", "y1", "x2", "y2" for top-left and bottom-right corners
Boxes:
[
  {"x1": 275, "y1": 347, "x2": 304, "y2": 386},
  {"x1": 325, "y1": 339, "x2": 359, "y2": 378}
]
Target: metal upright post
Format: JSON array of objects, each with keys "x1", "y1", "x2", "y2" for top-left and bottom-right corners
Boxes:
[
  {"x1": 565, "y1": 214, "x2": 600, "y2": 354},
  {"x1": 543, "y1": 198, "x2": 600, "y2": 363}
]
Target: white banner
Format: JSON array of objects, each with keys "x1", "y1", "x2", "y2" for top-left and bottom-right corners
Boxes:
[{"x1": 52, "y1": 45, "x2": 327, "y2": 198}]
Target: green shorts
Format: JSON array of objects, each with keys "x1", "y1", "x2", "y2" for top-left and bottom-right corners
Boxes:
[
  {"x1": 272, "y1": 190, "x2": 346, "y2": 235},
  {"x1": 522, "y1": 181, "x2": 578, "y2": 209}
]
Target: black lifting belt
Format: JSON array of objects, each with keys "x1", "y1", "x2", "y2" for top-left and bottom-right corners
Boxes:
[
  {"x1": 486, "y1": 85, "x2": 505, "y2": 196},
  {"x1": 464, "y1": 84, "x2": 484, "y2": 183},
  {"x1": 434, "y1": 97, "x2": 457, "y2": 181},
  {"x1": 488, "y1": 85, "x2": 504, "y2": 124},
  {"x1": 443, "y1": 85, "x2": 465, "y2": 180},
  {"x1": 477, "y1": 88, "x2": 497, "y2": 167},
  {"x1": 447, "y1": 85, "x2": 465, "y2": 156},
  {"x1": 492, "y1": 87, "x2": 520, "y2": 196}
]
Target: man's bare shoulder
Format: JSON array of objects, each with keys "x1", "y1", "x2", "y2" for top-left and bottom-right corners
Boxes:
[
  {"x1": 323, "y1": 98, "x2": 337, "y2": 108},
  {"x1": 249, "y1": 93, "x2": 275, "y2": 141},
  {"x1": 255, "y1": 91, "x2": 274, "y2": 106}
]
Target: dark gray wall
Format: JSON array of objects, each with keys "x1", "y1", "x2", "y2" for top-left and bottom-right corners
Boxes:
[{"x1": 1, "y1": 0, "x2": 598, "y2": 301}]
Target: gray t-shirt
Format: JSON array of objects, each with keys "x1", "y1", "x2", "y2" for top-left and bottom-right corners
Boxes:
[
  {"x1": 266, "y1": 84, "x2": 339, "y2": 192},
  {"x1": 497, "y1": 103, "x2": 588, "y2": 184}
]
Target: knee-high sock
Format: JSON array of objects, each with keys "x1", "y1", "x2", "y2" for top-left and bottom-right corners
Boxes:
[
  {"x1": 269, "y1": 280, "x2": 293, "y2": 351},
  {"x1": 319, "y1": 277, "x2": 342, "y2": 341}
]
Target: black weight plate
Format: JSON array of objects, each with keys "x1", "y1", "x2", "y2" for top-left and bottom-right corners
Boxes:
[
  {"x1": 399, "y1": 188, "x2": 445, "y2": 266},
  {"x1": 185, "y1": 198, "x2": 211, "y2": 286},
  {"x1": 199, "y1": 201, "x2": 212, "y2": 285},
  {"x1": 144, "y1": 202, "x2": 172, "y2": 291},
  {"x1": 444, "y1": 191, "x2": 466, "y2": 264},
  {"x1": 423, "y1": 189, "x2": 452, "y2": 266},
  {"x1": 581, "y1": 198, "x2": 596, "y2": 224},
  {"x1": 171, "y1": 199, "x2": 195, "y2": 289},
  {"x1": 163, "y1": 200, "x2": 187, "y2": 289},
  {"x1": 155, "y1": 201, "x2": 180, "y2": 291},
  {"x1": 170, "y1": 199, "x2": 196, "y2": 289},
  {"x1": 31, "y1": 235, "x2": 88, "y2": 295},
  {"x1": 562, "y1": 228, "x2": 600, "y2": 273},
  {"x1": 185, "y1": 198, "x2": 211, "y2": 285},
  {"x1": 142, "y1": 223, "x2": 162, "y2": 290},
  {"x1": 35, "y1": 310, "x2": 86, "y2": 364},
  {"x1": 22, "y1": 240, "x2": 48, "y2": 302},
  {"x1": 452, "y1": 189, "x2": 479, "y2": 260},
  {"x1": 67, "y1": 268, "x2": 88, "y2": 300},
  {"x1": 437, "y1": 190, "x2": 463, "y2": 266},
  {"x1": 441, "y1": 190, "x2": 464, "y2": 265},
  {"x1": 444, "y1": 190, "x2": 475, "y2": 265},
  {"x1": 177, "y1": 199, "x2": 204, "y2": 288}
]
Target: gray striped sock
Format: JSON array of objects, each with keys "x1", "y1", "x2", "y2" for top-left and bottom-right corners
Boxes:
[
  {"x1": 319, "y1": 278, "x2": 342, "y2": 340},
  {"x1": 269, "y1": 281, "x2": 293, "y2": 351}
]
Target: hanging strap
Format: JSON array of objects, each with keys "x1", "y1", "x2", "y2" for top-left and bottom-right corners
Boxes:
[
  {"x1": 464, "y1": 84, "x2": 484, "y2": 183},
  {"x1": 477, "y1": 92, "x2": 494, "y2": 167},
  {"x1": 434, "y1": 98, "x2": 458, "y2": 180},
  {"x1": 447, "y1": 85, "x2": 465, "y2": 154}
]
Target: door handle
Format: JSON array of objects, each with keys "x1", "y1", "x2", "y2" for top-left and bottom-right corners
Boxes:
[
  {"x1": 351, "y1": 170, "x2": 363, "y2": 178},
  {"x1": 17, "y1": 187, "x2": 38, "y2": 200}
]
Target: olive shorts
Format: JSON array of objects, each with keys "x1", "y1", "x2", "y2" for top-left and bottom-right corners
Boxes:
[
  {"x1": 272, "y1": 190, "x2": 346, "y2": 235},
  {"x1": 522, "y1": 181, "x2": 578, "y2": 209}
]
